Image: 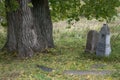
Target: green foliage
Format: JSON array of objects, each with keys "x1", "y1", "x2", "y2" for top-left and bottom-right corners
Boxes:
[
  {"x1": 6, "y1": 0, "x2": 19, "y2": 12},
  {"x1": 1, "y1": 21, "x2": 7, "y2": 27},
  {"x1": 49, "y1": 0, "x2": 81, "y2": 22},
  {"x1": 0, "y1": 0, "x2": 19, "y2": 26},
  {"x1": 27, "y1": 2, "x2": 33, "y2": 8},
  {"x1": 0, "y1": 0, "x2": 120, "y2": 23},
  {"x1": 0, "y1": 29, "x2": 6, "y2": 48},
  {"x1": 81, "y1": 0, "x2": 120, "y2": 22},
  {"x1": 49, "y1": 0, "x2": 120, "y2": 22},
  {"x1": 0, "y1": 0, "x2": 5, "y2": 17},
  {"x1": 0, "y1": 0, "x2": 5, "y2": 25}
]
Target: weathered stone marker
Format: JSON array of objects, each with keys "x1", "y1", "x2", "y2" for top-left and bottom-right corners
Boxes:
[
  {"x1": 85, "y1": 30, "x2": 99, "y2": 53},
  {"x1": 63, "y1": 70, "x2": 112, "y2": 75},
  {"x1": 96, "y1": 24, "x2": 111, "y2": 56}
]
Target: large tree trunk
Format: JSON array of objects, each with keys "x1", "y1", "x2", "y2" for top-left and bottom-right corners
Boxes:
[
  {"x1": 4, "y1": 0, "x2": 54, "y2": 58},
  {"x1": 31, "y1": 0, "x2": 54, "y2": 48}
]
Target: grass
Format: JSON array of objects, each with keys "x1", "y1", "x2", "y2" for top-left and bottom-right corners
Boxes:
[{"x1": 0, "y1": 21, "x2": 120, "y2": 80}]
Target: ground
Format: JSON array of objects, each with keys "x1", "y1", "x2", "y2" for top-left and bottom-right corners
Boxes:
[{"x1": 0, "y1": 18, "x2": 120, "y2": 80}]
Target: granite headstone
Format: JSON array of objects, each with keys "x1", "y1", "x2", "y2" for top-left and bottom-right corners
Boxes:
[
  {"x1": 96, "y1": 24, "x2": 111, "y2": 56},
  {"x1": 85, "y1": 30, "x2": 99, "y2": 53}
]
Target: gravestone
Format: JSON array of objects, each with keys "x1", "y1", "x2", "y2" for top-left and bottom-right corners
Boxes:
[
  {"x1": 85, "y1": 30, "x2": 99, "y2": 53},
  {"x1": 96, "y1": 24, "x2": 111, "y2": 56}
]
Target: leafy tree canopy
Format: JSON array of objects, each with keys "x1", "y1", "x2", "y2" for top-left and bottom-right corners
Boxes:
[
  {"x1": 49, "y1": 0, "x2": 120, "y2": 22},
  {"x1": 0, "y1": 0, "x2": 5, "y2": 23},
  {"x1": 0, "y1": 0, "x2": 120, "y2": 24},
  {"x1": 81, "y1": 0, "x2": 120, "y2": 22}
]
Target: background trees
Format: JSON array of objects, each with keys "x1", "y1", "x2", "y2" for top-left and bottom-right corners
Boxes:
[
  {"x1": 1, "y1": 0, "x2": 120, "y2": 24},
  {"x1": 49, "y1": 0, "x2": 120, "y2": 22}
]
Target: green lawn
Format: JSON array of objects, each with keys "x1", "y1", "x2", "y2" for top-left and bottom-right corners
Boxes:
[{"x1": 0, "y1": 24, "x2": 120, "y2": 80}]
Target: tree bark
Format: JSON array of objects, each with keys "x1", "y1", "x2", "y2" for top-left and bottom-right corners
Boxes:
[
  {"x1": 31, "y1": 0, "x2": 54, "y2": 48},
  {"x1": 4, "y1": 0, "x2": 54, "y2": 58}
]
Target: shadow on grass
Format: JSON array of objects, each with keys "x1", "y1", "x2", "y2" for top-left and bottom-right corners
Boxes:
[
  {"x1": 78, "y1": 51, "x2": 120, "y2": 63},
  {"x1": 0, "y1": 51, "x2": 18, "y2": 64}
]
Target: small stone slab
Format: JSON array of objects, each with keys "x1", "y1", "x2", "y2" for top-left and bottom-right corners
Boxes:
[
  {"x1": 63, "y1": 70, "x2": 112, "y2": 75},
  {"x1": 36, "y1": 64, "x2": 53, "y2": 72}
]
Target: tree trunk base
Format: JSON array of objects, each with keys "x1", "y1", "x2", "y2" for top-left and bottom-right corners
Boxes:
[{"x1": 4, "y1": 0, "x2": 54, "y2": 59}]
